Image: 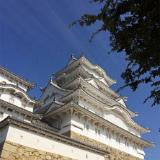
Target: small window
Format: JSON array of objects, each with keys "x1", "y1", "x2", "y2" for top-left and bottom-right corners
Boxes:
[{"x1": 7, "y1": 108, "x2": 13, "y2": 112}]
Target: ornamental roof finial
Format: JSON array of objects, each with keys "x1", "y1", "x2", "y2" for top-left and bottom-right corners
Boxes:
[
  {"x1": 70, "y1": 54, "x2": 77, "y2": 60},
  {"x1": 50, "y1": 73, "x2": 55, "y2": 82}
]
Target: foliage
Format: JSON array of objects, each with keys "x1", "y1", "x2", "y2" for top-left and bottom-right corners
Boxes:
[{"x1": 74, "y1": 0, "x2": 160, "y2": 105}]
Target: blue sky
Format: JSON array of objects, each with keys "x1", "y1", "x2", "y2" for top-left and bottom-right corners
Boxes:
[{"x1": 0, "y1": 1, "x2": 159, "y2": 159}]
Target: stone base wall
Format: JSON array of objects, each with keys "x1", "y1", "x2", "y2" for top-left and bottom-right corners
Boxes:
[
  {"x1": 0, "y1": 141, "x2": 75, "y2": 160},
  {"x1": 63, "y1": 131, "x2": 142, "y2": 160}
]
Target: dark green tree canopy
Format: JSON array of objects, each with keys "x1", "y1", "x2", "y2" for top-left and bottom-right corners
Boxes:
[{"x1": 75, "y1": 0, "x2": 160, "y2": 106}]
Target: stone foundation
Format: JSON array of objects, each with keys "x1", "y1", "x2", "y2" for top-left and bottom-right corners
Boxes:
[
  {"x1": 0, "y1": 141, "x2": 75, "y2": 160},
  {"x1": 63, "y1": 131, "x2": 142, "y2": 160}
]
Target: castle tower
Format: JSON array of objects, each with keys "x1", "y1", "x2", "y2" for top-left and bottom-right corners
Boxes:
[{"x1": 37, "y1": 55, "x2": 153, "y2": 160}]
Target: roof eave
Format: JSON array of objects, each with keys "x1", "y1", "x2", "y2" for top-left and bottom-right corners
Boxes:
[{"x1": 0, "y1": 66, "x2": 34, "y2": 90}]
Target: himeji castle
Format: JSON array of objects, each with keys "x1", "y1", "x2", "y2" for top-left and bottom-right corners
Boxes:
[{"x1": 0, "y1": 55, "x2": 153, "y2": 160}]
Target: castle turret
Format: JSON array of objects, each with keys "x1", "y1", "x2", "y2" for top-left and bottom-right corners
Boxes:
[{"x1": 0, "y1": 66, "x2": 38, "y2": 122}]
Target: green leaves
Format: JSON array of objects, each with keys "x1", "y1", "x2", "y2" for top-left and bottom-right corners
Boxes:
[{"x1": 75, "y1": 0, "x2": 160, "y2": 106}]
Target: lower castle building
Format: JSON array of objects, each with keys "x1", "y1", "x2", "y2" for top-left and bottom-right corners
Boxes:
[{"x1": 0, "y1": 55, "x2": 153, "y2": 160}]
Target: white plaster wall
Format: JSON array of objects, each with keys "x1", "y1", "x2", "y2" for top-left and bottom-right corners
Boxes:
[
  {"x1": 0, "y1": 92, "x2": 33, "y2": 112},
  {"x1": 60, "y1": 114, "x2": 83, "y2": 134},
  {"x1": 6, "y1": 126, "x2": 105, "y2": 160},
  {"x1": 104, "y1": 111, "x2": 128, "y2": 130},
  {"x1": 0, "y1": 74, "x2": 27, "y2": 92},
  {"x1": 104, "y1": 111, "x2": 140, "y2": 137},
  {"x1": 79, "y1": 100, "x2": 140, "y2": 137},
  {"x1": 61, "y1": 114, "x2": 71, "y2": 128},
  {"x1": 79, "y1": 100, "x2": 103, "y2": 117},
  {"x1": 70, "y1": 115, "x2": 144, "y2": 159},
  {"x1": 0, "y1": 106, "x2": 31, "y2": 123}
]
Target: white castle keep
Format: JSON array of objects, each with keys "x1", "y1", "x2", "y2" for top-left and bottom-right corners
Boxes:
[{"x1": 0, "y1": 55, "x2": 153, "y2": 160}]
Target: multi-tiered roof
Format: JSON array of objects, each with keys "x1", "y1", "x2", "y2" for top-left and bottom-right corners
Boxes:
[{"x1": 37, "y1": 56, "x2": 152, "y2": 150}]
